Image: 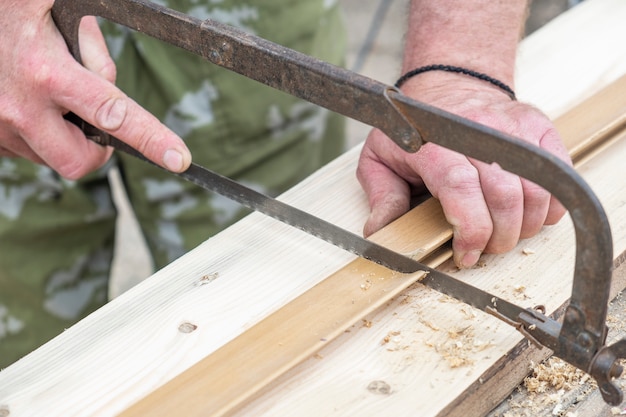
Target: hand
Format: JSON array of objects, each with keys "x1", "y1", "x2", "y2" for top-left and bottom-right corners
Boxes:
[
  {"x1": 357, "y1": 73, "x2": 572, "y2": 268},
  {"x1": 0, "y1": 0, "x2": 191, "y2": 179}
]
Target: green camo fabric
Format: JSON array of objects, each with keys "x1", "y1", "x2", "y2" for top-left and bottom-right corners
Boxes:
[{"x1": 0, "y1": 0, "x2": 346, "y2": 368}]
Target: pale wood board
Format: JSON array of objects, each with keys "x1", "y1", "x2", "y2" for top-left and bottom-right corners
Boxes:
[
  {"x1": 487, "y1": 263, "x2": 626, "y2": 417},
  {"x1": 119, "y1": 71, "x2": 626, "y2": 416},
  {"x1": 227, "y1": 97, "x2": 626, "y2": 417},
  {"x1": 515, "y1": 0, "x2": 626, "y2": 119},
  {"x1": 119, "y1": 199, "x2": 453, "y2": 417},
  {"x1": 1, "y1": 0, "x2": 626, "y2": 416}
]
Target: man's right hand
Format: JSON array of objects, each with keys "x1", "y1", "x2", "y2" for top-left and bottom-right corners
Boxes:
[{"x1": 0, "y1": 0, "x2": 191, "y2": 179}]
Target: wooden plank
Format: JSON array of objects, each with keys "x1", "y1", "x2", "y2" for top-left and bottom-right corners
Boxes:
[
  {"x1": 2, "y1": 1, "x2": 626, "y2": 416},
  {"x1": 230, "y1": 128, "x2": 626, "y2": 417},
  {"x1": 119, "y1": 199, "x2": 451, "y2": 417},
  {"x1": 515, "y1": 0, "x2": 626, "y2": 118},
  {"x1": 486, "y1": 260, "x2": 626, "y2": 417},
  {"x1": 561, "y1": 74, "x2": 626, "y2": 164},
  {"x1": 120, "y1": 73, "x2": 626, "y2": 417}
]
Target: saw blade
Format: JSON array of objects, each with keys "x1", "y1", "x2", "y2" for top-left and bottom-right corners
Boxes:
[{"x1": 107, "y1": 136, "x2": 528, "y2": 323}]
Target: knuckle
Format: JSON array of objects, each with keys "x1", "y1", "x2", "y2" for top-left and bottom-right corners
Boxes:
[
  {"x1": 453, "y1": 225, "x2": 492, "y2": 259},
  {"x1": 29, "y1": 58, "x2": 54, "y2": 89},
  {"x1": 463, "y1": 223, "x2": 493, "y2": 249},
  {"x1": 98, "y1": 58, "x2": 117, "y2": 83},
  {"x1": 487, "y1": 182, "x2": 522, "y2": 211},
  {"x1": 487, "y1": 240, "x2": 517, "y2": 255},
  {"x1": 440, "y1": 164, "x2": 481, "y2": 194},
  {"x1": 95, "y1": 96, "x2": 127, "y2": 131},
  {"x1": 56, "y1": 153, "x2": 107, "y2": 180},
  {"x1": 130, "y1": 127, "x2": 158, "y2": 157}
]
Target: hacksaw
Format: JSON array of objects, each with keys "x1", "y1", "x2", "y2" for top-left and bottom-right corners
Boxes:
[{"x1": 51, "y1": 0, "x2": 626, "y2": 406}]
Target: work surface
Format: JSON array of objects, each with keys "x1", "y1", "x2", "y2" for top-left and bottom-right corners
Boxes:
[{"x1": 2, "y1": 1, "x2": 626, "y2": 416}]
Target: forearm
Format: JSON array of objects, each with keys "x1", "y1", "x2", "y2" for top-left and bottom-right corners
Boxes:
[{"x1": 403, "y1": 0, "x2": 529, "y2": 87}]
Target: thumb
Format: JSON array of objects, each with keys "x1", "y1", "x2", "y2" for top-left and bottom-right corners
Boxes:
[
  {"x1": 357, "y1": 151, "x2": 411, "y2": 237},
  {"x1": 54, "y1": 56, "x2": 191, "y2": 174}
]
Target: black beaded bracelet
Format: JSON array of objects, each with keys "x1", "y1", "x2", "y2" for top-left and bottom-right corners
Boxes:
[{"x1": 394, "y1": 64, "x2": 516, "y2": 100}]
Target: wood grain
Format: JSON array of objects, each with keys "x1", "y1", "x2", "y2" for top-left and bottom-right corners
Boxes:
[
  {"x1": 121, "y1": 74, "x2": 626, "y2": 417},
  {"x1": 120, "y1": 199, "x2": 451, "y2": 417},
  {"x1": 1, "y1": 1, "x2": 626, "y2": 416}
]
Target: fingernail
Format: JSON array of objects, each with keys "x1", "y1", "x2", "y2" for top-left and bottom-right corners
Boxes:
[
  {"x1": 364, "y1": 208, "x2": 389, "y2": 237},
  {"x1": 163, "y1": 149, "x2": 184, "y2": 172},
  {"x1": 460, "y1": 250, "x2": 482, "y2": 269}
]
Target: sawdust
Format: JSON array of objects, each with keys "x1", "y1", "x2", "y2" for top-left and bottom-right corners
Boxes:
[
  {"x1": 195, "y1": 272, "x2": 219, "y2": 286},
  {"x1": 512, "y1": 284, "x2": 530, "y2": 300},
  {"x1": 437, "y1": 294, "x2": 462, "y2": 304},
  {"x1": 419, "y1": 318, "x2": 441, "y2": 332},
  {"x1": 493, "y1": 357, "x2": 596, "y2": 417},
  {"x1": 610, "y1": 406, "x2": 626, "y2": 415},
  {"x1": 381, "y1": 330, "x2": 401, "y2": 346},
  {"x1": 425, "y1": 325, "x2": 493, "y2": 369},
  {"x1": 524, "y1": 357, "x2": 591, "y2": 394}
]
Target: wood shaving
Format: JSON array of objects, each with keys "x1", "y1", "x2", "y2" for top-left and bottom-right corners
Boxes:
[
  {"x1": 381, "y1": 330, "x2": 401, "y2": 345},
  {"x1": 399, "y1": 295, "x2": 413, "y2": 305},
  {"x1": 460, "y1": 307, "x2": 478, "y2": 320},
  {"x1": 419, "y1": 319, "x2": 440, "y2": 332},
  {"x1": 514, "y1": 284, "x2": 526, "y2": 293},
  {"x1": 426, "y1": 326, "x2": 493, "y2": 369},
  {"x1": 513, "y1": 284, "x2": 530, "y2": 300},
  {"x1": 438, "y1": 295, "x2": 461, "y2": 304},
  {"x1": 524, "y1": 357, "x2": 591, "y2": 394},
  {"x1": 195, "y1": 272, "x2": 219, "y2": 286}
]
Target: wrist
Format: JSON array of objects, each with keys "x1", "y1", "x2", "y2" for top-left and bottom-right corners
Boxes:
[
  {"x1": 395, "y1": 65, "x2": 516, "y2": 100},
  {"x1": 402, "y1": 0, "x2": 529, "y2": 89},
  {"x1": 395, "y1": 70, "x2": 517, "y2": 108}
]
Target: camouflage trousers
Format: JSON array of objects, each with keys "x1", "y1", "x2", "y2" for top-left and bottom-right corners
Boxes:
[{"x1": 0, "y1": 0, "x2": 346, "y2": 368}]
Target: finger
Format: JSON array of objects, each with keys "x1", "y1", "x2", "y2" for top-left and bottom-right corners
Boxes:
[
  {"x1": 78, "y1": 17, "x2": 116, "y2": 83},
  {"x1": 53, "y1": 61, "x2": 191, "y2": 174},
  {"x1": 20, "y1": 108, "x2": 112, "y2": 179},
  {"x1": 538, "y1": 126, "x2": 571, "y2": 225},
  {"x1": 417, "y1": 146, "x2": 492, "y2": 268},
  {"x1": 519, "y1": 179, "x2": 550, "y2": 238},
  {"x1": 545, "y1": 196, "x2": 567, "y2": 225},
  {"x1": 472, "y1": 161, "x2": 524, "y2": 254},
  {"x1": 0, "y1": 133, "x2": 46, "y2": 164},
  {"x1": 357, "y1": 147, "x2": 411, "y2": 237},
  {"x1": 0, "y1": 146, "x2": 20, "y2": 159}
]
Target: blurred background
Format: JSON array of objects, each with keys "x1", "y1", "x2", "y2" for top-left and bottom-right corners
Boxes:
[{"x1": 341, "y1": 0, "x2": 585, "y2": 147}]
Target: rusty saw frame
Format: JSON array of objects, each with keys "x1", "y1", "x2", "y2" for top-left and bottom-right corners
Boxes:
[{"x1": 51, "y1": 0, "x2": 626, "y2": 405}]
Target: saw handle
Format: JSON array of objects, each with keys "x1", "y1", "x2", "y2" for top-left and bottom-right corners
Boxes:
[{"x1": 52, "y1": 0, "x2": 622, "y2": 405}]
